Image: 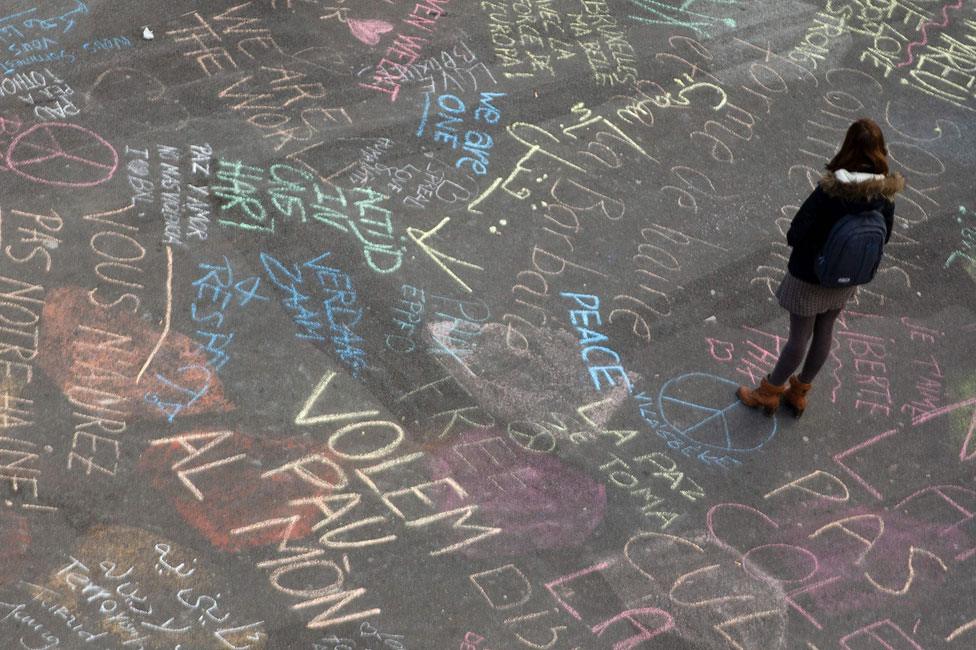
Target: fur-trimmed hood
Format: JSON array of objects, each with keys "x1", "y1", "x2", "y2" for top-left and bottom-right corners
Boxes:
[{"x1": 820, "y1": 169, "x2": 905, "y2": 202}]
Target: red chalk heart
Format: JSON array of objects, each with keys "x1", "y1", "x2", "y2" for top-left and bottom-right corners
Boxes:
[{"x1": 347, "y1": 18, "x2": 394, "y2": 46}]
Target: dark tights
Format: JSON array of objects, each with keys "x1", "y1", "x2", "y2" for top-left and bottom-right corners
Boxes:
[{"x1": 769, "y1": 309, "x2": 842, "y2": 386}]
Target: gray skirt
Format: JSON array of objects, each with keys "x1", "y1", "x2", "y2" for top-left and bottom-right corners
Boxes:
[{"x1": 776, "y1": 273, "x2": 856, "y2": 316}]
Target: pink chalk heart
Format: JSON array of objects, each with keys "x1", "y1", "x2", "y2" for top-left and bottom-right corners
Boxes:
[
  {"x1": 347, "y1": 19, "x2": 393, "y2": 46},
  {"x1": 427, "y1": 430, "x2": 607, "y2": 558}
]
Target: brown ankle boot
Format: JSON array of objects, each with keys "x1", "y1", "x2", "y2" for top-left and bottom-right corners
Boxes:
[
  {"x1": 736, "y1": 376, "x2": 786, "y2": 416},
  {"x1": 783, "y1": 376, "x2": 813, "y2": 418}
]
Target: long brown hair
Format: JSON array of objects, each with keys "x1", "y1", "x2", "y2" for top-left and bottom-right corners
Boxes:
[{"x1": 826, "y1": 118, "x2": 889, "y2": 175}]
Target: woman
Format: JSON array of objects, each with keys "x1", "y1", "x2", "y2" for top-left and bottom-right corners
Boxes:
[{"x1": 737, "y1": 118, "x2": 905, "y2": 417}]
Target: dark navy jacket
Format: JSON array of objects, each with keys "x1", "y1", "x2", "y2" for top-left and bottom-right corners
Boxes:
[{"x1": 786, "y1": 171, "x2": 904, "y2": 284}]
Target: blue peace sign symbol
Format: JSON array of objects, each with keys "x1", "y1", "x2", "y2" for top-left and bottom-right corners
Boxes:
[{"x1": 658, "y1": 373, "x2": 778, "y2": 452}]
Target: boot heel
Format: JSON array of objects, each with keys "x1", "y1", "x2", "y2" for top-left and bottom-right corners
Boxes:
[
  {"x1": 783, "y1": 400, "x2": 804, "y2": 418},
  {"x1": 762, "y1": 405, "x2": 777, "y2": 416}
]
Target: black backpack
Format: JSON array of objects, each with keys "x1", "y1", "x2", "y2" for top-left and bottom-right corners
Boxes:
[{"x1": 815, "y1": 209, "x2": 887, "y2": 287}]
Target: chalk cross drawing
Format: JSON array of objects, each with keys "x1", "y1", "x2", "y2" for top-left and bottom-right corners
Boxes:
[{"x1": 658, "y1": 373, "x2": 777, "y2": 452}]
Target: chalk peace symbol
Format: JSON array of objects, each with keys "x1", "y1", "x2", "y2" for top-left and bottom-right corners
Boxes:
[
  {"x1": 658, "y1": 372, "x2": 778, "y2": 452},
  {"x1": 5, "y1": 122, "x2": 118, "y2": 188}
]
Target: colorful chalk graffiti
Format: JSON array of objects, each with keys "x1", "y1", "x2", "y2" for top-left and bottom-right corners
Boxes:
[{"x1": 1, "y1": 0, "x2": 974, "y2": 647}]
